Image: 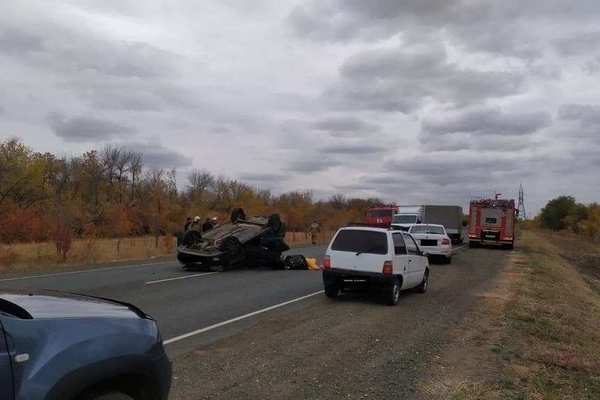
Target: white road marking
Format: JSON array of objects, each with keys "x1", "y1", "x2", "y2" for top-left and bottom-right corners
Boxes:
[
  {"x1": 0, "y1": 260, "x2": 175, "y2": 283},
  {"x1": 145, "y1": 272, "x2": 218, "y2": 285},
  {"x1": 163, "y1": 290, "x2": 325, "y2": 345}
]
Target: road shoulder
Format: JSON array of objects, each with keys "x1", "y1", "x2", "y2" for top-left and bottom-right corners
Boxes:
[{"x1": 418, "y1": 229, "x2": 600, "y2": 399}]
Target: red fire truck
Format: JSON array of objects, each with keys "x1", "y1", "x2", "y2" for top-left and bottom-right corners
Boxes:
[
  {"x1": 366, "y1": 205, "x2": 399, "y2": 228},
  {"x1": 468, "y1": 198, "x2": 516, "y2": 249}
]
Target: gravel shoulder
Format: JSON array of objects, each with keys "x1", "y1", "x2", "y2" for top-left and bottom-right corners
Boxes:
[{"x1": 171, "y1": 246, "x2": 509, "y2": 400}]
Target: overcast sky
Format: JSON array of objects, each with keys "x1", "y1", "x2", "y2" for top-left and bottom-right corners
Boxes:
[{"x1": 2, "y1": 1, "x2": 600, "y2": 214}]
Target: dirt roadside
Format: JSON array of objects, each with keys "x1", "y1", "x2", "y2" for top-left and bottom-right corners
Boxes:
[
  {"x1": 170, "y1": 246, "x2": 509, "y2": 400},
  {"x1": 417, "y1": 229, "x2": 600, "y2": 399}
]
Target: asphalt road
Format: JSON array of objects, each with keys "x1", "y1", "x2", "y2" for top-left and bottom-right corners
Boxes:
[
  {"x1": 0, "y1": 243, "x2": 510, "y2": 399},
  {"x1": 0, "y1": 245, "x2": 326, "y2": 353}
]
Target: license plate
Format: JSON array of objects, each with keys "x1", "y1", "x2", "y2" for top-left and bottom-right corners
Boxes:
[{"x1": 485, "y1": 235, "x2": 495, "y2": 239}]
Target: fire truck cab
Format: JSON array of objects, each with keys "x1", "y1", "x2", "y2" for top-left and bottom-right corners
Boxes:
[
  {"x1": 468, "y1": 198, "x2": 516, "y2": 249},
  {"x1": 366, "y1": 205, "x2": 399, "y2": 228}
]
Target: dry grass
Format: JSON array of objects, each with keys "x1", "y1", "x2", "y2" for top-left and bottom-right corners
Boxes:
[
  {"x1": 419, "y1": 229, "x2": 600, "y2": 400},
  {"x1": 0, "y1": 231, "x2": 333, "y2": 275}
]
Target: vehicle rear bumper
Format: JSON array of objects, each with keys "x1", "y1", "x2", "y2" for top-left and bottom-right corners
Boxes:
[
  {"x1": 323, "y1": 268, "x2": 397, "y2": 288},
  {"x1": 421, "y1": 247, "x2": 452, "y2": 256},
  {"x1": 468, "y1": 238, "x2": 513, "y2": 245}
]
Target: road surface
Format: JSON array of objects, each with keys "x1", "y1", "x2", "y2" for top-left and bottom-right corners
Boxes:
[{"x1": 0, "y1": 244, "x2": 510, "y2": 399}]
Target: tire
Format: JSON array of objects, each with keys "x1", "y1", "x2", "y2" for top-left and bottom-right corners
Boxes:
[
  {"x1": 220, "y1": 237, "x2": 246, "y2": 269},
  {"x1": 230, "y1": 208, "x2": 246, "y2": 223},
  {"x1": 85, "y1": 392, "x2": 134, "y2": 400},
  {"x1": 385, "y1": 279, "x2": 401, "y2": 305},
  {"x1": 324, "y1": 282, "x2": 340, "y2": 298},
  {"x1": 506, "y1": 241, "x2": 514, "y2": 250},
  {"x1": 267, "y1": 214, "x2": 284, "y2": 235},
  {"x1": 416, "y1": 269, "x2": 429, "y2": 293},
  {"x1": 468, "y1": 241, "x2": 478, "y2": 248},
  {"x1": 445, "y1": 256, "x2": 452, "y2": 264}
]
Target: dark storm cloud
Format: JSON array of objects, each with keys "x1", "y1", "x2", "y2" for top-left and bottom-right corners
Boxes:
[
  {"x1": 325, "y1": 45, "x2": 525, "y2": 112},
  {"x1": 422, "y1": 108, "x2": 551, "y2": 136},
  {"x1": 311, "y1": 116, "x2": 380, "y2": 135},
  {"x1": 48, "y1": 113, "x2": 136, "y2": 142},
  {"x1": 120, "y1": 142, "x2": 192, "y2": 169}
]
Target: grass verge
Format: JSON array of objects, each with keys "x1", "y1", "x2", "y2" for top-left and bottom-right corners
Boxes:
[{"x1": 420, "y1": 229, "x2": 600, "y2": 399}]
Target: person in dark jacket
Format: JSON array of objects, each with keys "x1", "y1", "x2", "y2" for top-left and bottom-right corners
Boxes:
[
  {"x1": 184, "y1": 217, "x2": 192, "y2": 231},
  {"x1": 202, "y1": 218, "x2": 214, "y2": 232}
]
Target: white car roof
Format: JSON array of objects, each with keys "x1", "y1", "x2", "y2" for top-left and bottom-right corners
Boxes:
[
  {"x1": 410, "y1": 224, "x2": 444, "y2": 228},
  {"x1": 339, "y1": 226, "x2": 390, "y2": 233}
]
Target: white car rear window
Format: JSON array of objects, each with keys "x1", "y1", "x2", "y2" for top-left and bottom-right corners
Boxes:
[
  {"x1": 410, "y1": 226, "x2": 445, "y2": 235},
  {"x1": 331, "y1": 230, "x2": 388, "y2": 255}
]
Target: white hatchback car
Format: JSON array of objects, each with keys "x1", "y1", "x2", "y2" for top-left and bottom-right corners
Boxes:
[
  {"x1": 322, "y1": 227, "x2": 430, "y2": 305},
  {"x1": 408, "y1": 224, "x2": 453, "y2": 264}
]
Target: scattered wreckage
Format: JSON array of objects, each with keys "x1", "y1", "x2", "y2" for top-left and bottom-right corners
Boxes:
[{"x1": 177, "y1": 208, "x2": 291, "y2": 271}]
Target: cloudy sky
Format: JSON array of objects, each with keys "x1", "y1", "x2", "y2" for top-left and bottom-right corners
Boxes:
[{"x1": 2, "y1": 1, "x2": 600, "y2": 214}]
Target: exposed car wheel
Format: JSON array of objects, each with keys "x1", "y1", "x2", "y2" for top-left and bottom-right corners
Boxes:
[
  {"x1": 324, "y1": 282, "x2": 340, "y2": 298},
  {"x1": 230, "y1": 208, "x2": 246, "y2": 223},
  {"x1": 385, "y1": 279, "x2": 401, "y2": 305},
  {"x1": 416, "y1": 269, "x2": 429, "y2": 293},
  {"x1": 445, "y1": 256, "x2": 452, "y2": 264},
  {"x1": 220, "y1": 237, "x2": 246, "y2": 270},
  {"x1": 267, "y1": 213, "x2": 283, "y2": 234},
  {"x1": 86, "y1": 392, "x2": 134, "y2": 400},
  {"x1": 506, "y1": 242, "x2": 514, "y2": 250},
  {"x1": 469, "y1": 241, "x2": 478, "y2": 248}
]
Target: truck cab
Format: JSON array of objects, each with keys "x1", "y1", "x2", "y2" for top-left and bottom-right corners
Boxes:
[
  {"x1": 390, "y1": 205, "x2": 424, "y2": 231},
  {"x1": 365, "y1": 205, "x2": 399, "y2": 228},
  {"x1": 468, "y1": 198, "x2": 516, "y2": 249}
]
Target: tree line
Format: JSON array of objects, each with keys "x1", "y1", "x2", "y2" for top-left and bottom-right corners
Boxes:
[
  {"x1": 537, "y1": 195, "x2": 600, "y2": 238},
  {"x1": 0, "y1": 138, "x2": 381, "y2": 247}
]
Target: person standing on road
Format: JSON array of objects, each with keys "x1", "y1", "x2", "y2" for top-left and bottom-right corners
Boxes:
[
  {"x1": 189, "y1": 216, "x2": 202, "y2": 231},
  {"x1": 184, "y1": 217, "x2": 192, "y2": 231},
  {"x1": 202, "y1": 217, "x2": 215, "y2": 232}
]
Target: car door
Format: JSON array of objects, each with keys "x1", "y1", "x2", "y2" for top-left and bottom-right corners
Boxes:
[
  {"x1": 403, "y1": 233, "x2": 423, "y2": 287},
  {"x1": 0, "y1": 319, "x2": 14, "y2": 400},
  {"x1": 392, "y1": 233, "x2": 410, "y2": 289}
]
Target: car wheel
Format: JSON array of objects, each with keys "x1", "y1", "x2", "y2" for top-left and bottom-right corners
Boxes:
[
  {"x1": 385, "y1": 279, "x2": 401, "y2": 306},
  {"x1": 230, "y1": 208, "x2": 246, "y2": 223},
  {"x1": 220, "y1": 237, "x2": 246, "y2": 270},
  {"x1": 267, "y1": 214, "x2": 284, "y2": 235},
  {"x1": 445, "y1": 256, "x2": 452, "y2": 264},
  {"x1": 324, "y1": 283, "x2": 340, "y2": 298},
  {"x1": 468, "y1": 241, "x2": 478, "y2": 248},
  {"x1": 86, "y1": 392, "x2": 134, "y2": 400},
  {"x1": 416, "y1": 269, "x2": 429, "y2": 293}
]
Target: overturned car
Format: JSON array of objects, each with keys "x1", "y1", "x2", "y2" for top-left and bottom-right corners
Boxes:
[{"x1": 177, "y1": 208, "x2": 289, "y2": 271}]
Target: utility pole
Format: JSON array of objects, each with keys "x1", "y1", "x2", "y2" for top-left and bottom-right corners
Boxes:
[{"x1": 517, "y1": 184, "x2": 526, "y2": 220}]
